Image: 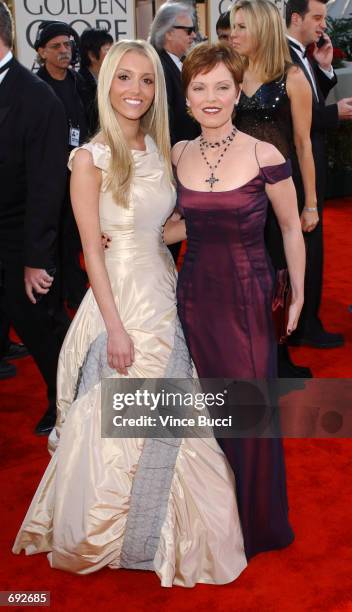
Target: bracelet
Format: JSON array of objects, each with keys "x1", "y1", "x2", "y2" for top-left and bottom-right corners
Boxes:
[{"x1": 304, "y1": 206, "x2": 317, "y2": 212}]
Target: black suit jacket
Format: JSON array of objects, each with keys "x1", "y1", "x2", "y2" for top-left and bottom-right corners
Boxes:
[
  {"x1": 0, "y1": 58, "x2": 67, "y2": 268},
  {"x1": 288, "y1": 43, "x2": 339, "y2": 208},
  {"x1": 158, "y1": 50, "x2": 200, "y2": 145},
  {"x1": 78, "y1": 65, "x2": 98, "y2": 137}
]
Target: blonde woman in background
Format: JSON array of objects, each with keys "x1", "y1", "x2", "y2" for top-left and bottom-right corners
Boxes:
[
  {"x1": 232, "y1": 0, "x2": 315, "y2": 377},
  {"x1": 12, "y1": 40, "x2": 247, "y2": 587}
]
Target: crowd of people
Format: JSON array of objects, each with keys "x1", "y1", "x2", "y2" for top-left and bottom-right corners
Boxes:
[{"x1": 1, "y1": 0, "x2": 351, "y2": 588}]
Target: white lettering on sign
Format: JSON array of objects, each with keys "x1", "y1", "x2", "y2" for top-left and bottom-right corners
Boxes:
[{"x1": 14, "y1": 0, "x2": 135, "y2": 68}]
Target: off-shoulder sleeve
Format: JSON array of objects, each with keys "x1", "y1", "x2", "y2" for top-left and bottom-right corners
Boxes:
[
  {"x1": 260, "y1": 159, "x2": 292, "y2": 184},
  {"x1": 67, "y1": 142, "x2": 110, "y2": 173}
]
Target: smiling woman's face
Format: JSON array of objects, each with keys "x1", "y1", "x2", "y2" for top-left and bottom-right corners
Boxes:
[
  {"x1": 187, "y1": 62, "x2": 238, "y2": 129},
  {"x1": 109, "y1": 50, "x2": 155, "y2": 122}
]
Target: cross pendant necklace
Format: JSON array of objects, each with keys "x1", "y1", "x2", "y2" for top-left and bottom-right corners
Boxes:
[
  {"x1": 205, "y1": 173, "x2": 219, "y2": 189},
  {"x1": 199, "y1": 127, "x2": 237, "y2": 191}
]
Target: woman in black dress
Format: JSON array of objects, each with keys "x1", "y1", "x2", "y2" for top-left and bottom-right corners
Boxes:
[{"x1": 231, "y1": 0, "x2": 317, "y2": 377}]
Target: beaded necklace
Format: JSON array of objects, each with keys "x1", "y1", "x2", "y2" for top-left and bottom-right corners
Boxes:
[{"x1": 199, "y1": 127, "x2": 237, "y2": 190}]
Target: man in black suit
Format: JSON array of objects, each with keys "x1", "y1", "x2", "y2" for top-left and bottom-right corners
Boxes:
[
  {"x1": 0, "y1": 2, "x2": 70, "y2": 433},
  {"x1": 150, "y1": 2, "x2": 200, "y2": 261},
  {"x1": 286, "y1": 0, "x2": 352, "y2": 348},
  {"x1": 150, "y1": 2, "x2": 200, "y2": 146}
]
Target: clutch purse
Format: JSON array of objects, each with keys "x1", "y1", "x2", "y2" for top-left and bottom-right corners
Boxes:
[{"x1": 272, "y1": 268, "x2": 291, "y2": 344}]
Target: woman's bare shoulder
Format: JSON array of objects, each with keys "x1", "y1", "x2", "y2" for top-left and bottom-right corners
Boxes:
[
  {"x1": 171, "y1": 139, "x2": 197, "y2": 165},
  {"x1": 286, "y1": 64, "x2": 310, "y2": 88},
  {"x1": 254, "y1": 140, "x2": 285, "y2": 166},
  {"x1": 69, "y1": 147, "x2": 103, "y2": 185}
]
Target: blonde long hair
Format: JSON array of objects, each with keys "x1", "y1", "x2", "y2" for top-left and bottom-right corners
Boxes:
[
  {"x1": 96, "y1": 39, "x2": 172, "y2": 207},
  {"x1": 230, "y1": 0, "x2": 292, "y2": 82}
]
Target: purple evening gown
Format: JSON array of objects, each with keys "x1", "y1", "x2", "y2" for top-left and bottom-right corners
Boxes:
[{"x1": 176, "y1": 159, "x2": 295, "y2": 559}]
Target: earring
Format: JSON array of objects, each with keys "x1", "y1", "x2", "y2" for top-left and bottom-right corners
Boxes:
[{"x1": 186, "y1": 102, "x2": 194, "y2": 119}]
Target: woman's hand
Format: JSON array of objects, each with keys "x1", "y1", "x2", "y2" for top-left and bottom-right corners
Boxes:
[
  {"x1": 163, "y1": 218, "x2": 186, "y2": 245},
  {"x1": 107, "y1": 327, "x2": 135, "y2": 375},
  {"x1": 300, "y1": 207, "x2": 319, "y2": 233},
  {"x1": 169, "y1": 210, "x2": 182, "y2": 221},
  {"x1": 287, "y1": 297, "x2": 304, "y2": 337}
]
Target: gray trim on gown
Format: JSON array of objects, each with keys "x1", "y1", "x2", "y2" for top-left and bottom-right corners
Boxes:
[{"x1": 73, "y1": 318, "x2": 194, "y2": 570}]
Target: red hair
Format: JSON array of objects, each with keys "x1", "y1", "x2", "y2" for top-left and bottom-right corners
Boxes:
[{"x1": 182, "y1": 42, "x2": 243, "y2": 92}]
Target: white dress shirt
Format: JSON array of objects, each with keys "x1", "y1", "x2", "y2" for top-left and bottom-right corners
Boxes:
[
  {"x1": 287, "y1": 35, "x2": 334, "y2": 101},
  {"x1": 0, "y1": 50, "x2": 13, "y2": 84},
  {"x1": 166, "y1": 51, "x2": 183, "y2": 72}
]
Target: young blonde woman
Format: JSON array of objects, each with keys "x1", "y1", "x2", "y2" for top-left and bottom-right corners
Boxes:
[
  {"x1": 231, "y1": 0, "x2": 316, "y2": 377},
  {"x1": 12, "y1": 40, "x2": 247, "y2": 586}
]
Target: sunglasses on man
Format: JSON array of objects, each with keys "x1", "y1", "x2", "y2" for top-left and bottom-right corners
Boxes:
[{"x1": 173, "y1": 26, "x2": 196, "y2": 35}]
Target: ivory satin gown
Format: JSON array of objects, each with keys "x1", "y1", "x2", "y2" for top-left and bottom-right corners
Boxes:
[{"x1": 12, "y1": 136, "x2": 247, "y2": 587}]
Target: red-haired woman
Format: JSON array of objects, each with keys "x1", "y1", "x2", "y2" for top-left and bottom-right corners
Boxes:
[{"x1": 164, "y1": 41, "x2": 305, "y2": 560}]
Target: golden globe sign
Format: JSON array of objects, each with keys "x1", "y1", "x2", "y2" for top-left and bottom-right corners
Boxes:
[{"x1": 13, "y1": 0, "x2": 136, "y2": 68}]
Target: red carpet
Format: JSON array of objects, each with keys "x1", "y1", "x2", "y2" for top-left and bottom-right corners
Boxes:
[{"x1": 1, "y1": 198, "x2": 352, "y2": 611}]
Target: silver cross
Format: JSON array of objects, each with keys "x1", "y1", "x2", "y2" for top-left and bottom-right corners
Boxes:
[{"x1": 205, "y1": 173, "x2": 219, "y2": 190}]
